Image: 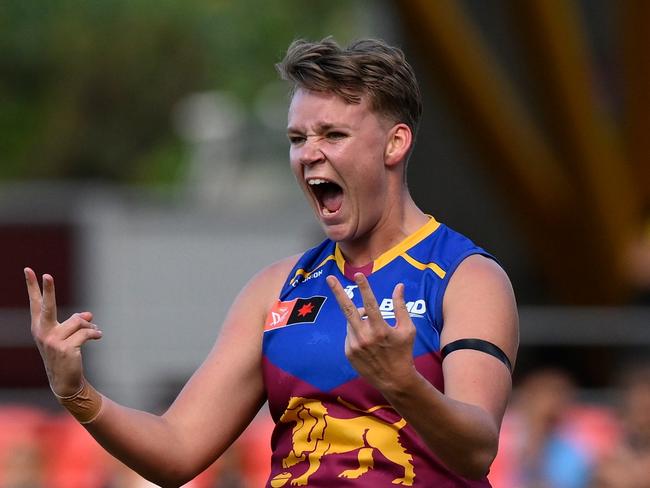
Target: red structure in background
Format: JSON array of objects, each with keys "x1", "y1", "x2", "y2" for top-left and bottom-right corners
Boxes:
[
  {"x1": 0, "y1": 404, "x2": 274, "y2": 488},
  {"x1": 0, "y1": 224, "x2": 76, "y2": 389}
]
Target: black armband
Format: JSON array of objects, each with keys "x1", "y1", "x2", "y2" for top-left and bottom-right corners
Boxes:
[{"x1": 441, "y1": 338, "x2": 512, "y2": 373}]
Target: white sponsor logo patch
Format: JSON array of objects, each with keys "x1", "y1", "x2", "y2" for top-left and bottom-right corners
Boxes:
[
  {"x1": 270, "y1": 307, "x2": 291, "y2": 327},
  {"x1": 379, "y1": 298, "x2": 427, "y2": 319},
  {"x1": 344, "y1": 285, "x2": 358, "y2": 299}
]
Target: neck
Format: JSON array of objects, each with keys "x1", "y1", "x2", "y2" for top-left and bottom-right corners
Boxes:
[{"x1": 338, "y1": 188, "x2": 428, "y2": 266}]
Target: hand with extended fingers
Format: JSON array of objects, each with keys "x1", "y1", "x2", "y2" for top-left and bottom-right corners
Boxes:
[
  {"x1": 326, "y1": 272, "x2": 418, "y2": 392},
  {"x1": 24, "y1": 267, "x2": 103, "y2": 397}
]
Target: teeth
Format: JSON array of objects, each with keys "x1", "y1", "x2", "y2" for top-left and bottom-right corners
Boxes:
[{"x1": 308, "y1": 178, "x2": 327, "y2": 185}]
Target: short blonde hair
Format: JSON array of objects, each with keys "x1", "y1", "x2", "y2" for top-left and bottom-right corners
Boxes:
[{"x1": 276, "y1": 37, "x2": 423, "y2": 140}]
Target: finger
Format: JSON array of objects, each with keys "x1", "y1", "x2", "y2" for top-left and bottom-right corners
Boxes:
[
  {"x1": 58, "y1": 313, "x2": 99, "y2": 340},
  {"x1": 66, "y1": 327, "x2": 103, "y2": 349},
  {"x1": 343, "y1": 304, "x2": 366, "y2": 344},
  {"x1": 326, "y1": 275, "x2": 363, "y2": 325},
  {"x1": 24, "y1": 267, "x2": 43, "y2": 324},
  {"x1": 391, "y1": 283, "x2": 410, "y2": 326},
  {"x1": 344, "y1": 324, "x2": 360, "y2": 357},
  {"x1": 357, "y1": 306, "x2": 367, "y2": 319},
  {"x1": 353, "y1": 273, "x2": 382, "y2": 322},
  {"x1": 41, "y1": 274, "x2": 58, "y2": 327},
  {"x1": 77, "y1": 311, "x2": 94, "y2": 322},
  {"x1": 346, "y1": 319, "x2": 360, "y2": 345}
]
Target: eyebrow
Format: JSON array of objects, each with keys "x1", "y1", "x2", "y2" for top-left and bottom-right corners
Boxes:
[{"x1": 286, "y1": 122, "x2": 350, "y2": 134}]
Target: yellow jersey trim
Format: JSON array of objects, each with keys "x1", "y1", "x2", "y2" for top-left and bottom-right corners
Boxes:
[
  {"x1": 401, "y1": 252, "x2": 447, "y2": 279},
  {"x1": 372, "y1": 217, "x2": 440, "y2": 272},
  {"x1": 334, "y1": 245, "x2": 346, "y2": 275},
  {"x1": 290, "y1": 255, "x2": 336, "y2": 286},
  {"x1": 334, "y1": 216, "x2": 442, "y2": 275}
]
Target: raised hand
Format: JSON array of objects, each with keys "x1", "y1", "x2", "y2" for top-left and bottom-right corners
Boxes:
[
  {"x1": 326, "y1": 273, "x2": 418, "y2": 393},
  {"x1": 24, "y1": 267, "x2": 103, "y2": 397}
]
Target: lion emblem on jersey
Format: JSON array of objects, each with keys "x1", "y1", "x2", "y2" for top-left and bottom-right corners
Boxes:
[{"x1": 270, "y1": 396, "x2": 414, "y2": 486}]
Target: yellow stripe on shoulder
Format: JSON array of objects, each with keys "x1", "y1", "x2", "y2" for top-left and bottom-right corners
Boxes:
[
  {"x1": 372, "y1": 217, "x2": 440, "y2": 272},
  {"x1": 289, "y1": 254, "x2": 336, "y2": 286},
  {"x1": 401, "y1": 253, "x2": 446, "y2": 279}
]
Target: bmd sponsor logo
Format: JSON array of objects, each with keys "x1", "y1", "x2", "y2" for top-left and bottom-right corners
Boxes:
[{"x1": 379, "y1": 298, "x2": 427, "y2": 319}]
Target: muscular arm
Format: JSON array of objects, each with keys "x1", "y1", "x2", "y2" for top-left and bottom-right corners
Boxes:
[
  {"x1": 26, "y1": 258, "x2": 295, "y2": 487},
  {"x1": 390, "y1": 255, "x2": 517, "y2": 478},
  {"x1": 328, "y1": 254, "x2": 518, "y2": 479}
]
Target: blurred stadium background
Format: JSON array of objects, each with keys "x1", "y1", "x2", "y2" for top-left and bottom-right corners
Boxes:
[{"x1": 1, "y1": 0, "x2": 649, "y2": 487}]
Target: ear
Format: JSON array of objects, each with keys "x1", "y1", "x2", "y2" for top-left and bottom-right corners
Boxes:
[{"x1": 385, "y1": 123, "x2": 412, "y2": 167}]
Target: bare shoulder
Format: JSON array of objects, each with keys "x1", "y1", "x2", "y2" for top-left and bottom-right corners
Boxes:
[
  {"x1": 441, "y1": 254, "x2": 518, "y2": 364},
  {"x1": 440, "y1": 254, "x2": 518, "y2": 420},
  {"x1": 447, "y1": 254, "x2": 514, "y2": 296},
  {"x1": 223, "y1": 254, "x2": 301, "y2": 329},
  {"x1": 239, "y1": 254, "x2": 300, "y2": 305},
  {"x1": 195, "y1": 251, "x2": 300, "y2": 362},
  {"x1": 443, "y1": 255, "x2": 516, "y2": 319},
  {"x1": 257, "y1": 254, "x2": 301, "y2": 284}
]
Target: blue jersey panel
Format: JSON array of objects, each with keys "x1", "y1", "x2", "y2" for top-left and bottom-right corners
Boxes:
[{"x1": 261, "y1": 217, "x2": 494, "y2": 487}]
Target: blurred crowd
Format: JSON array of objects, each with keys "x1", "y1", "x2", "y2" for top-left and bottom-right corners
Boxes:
[
  {"x1": 491, "y1": 363, "x2": 650, "y2": 488},
  {"x1": 1, "y1": 363, "x2": 649, "y2": 488}
]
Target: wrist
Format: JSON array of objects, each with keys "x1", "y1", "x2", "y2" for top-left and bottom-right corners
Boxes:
[
  {"x1": 51, "y1": 381, "x2": 84, "y2": 400},
  {"x1": 380, "y1": 365, "x2": 425, "y2": 398},
  {"x1": 53, "y1": 378, "x2": 104, "y2": 424},
  {"x1": 48, "y1": 371, "x2": 84, "y2": 399}
]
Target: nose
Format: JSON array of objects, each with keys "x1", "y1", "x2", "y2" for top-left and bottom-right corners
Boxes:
[{"x1": 296, "y1": 137, "x2": 325, "y2": 166}]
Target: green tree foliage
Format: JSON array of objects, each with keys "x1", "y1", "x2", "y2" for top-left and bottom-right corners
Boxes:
[{"x1": 0, "y1": 0, "x2": 357, "y2": 183}]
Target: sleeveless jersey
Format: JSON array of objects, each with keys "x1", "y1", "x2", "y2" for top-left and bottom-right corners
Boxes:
[{"x1": 262, "y1": 217, "x2": 493, "y2": 487}]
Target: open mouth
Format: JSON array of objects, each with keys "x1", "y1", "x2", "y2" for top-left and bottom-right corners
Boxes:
[{"x1": 307, "y1": 178, "x2": 343, "y2": 215}]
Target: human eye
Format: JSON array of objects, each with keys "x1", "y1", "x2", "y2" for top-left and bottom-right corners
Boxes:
[
  {"x1": 288, "y1": 134, "x2": 306, "y2": 145},
  {"x1": 326, "y1": 131, "x2": 348, "y2": 141}
]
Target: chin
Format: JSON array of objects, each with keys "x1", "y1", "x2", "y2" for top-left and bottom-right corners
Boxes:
[{"x1": 319, "y1": 222, "x2": 350, "y2": 243}]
